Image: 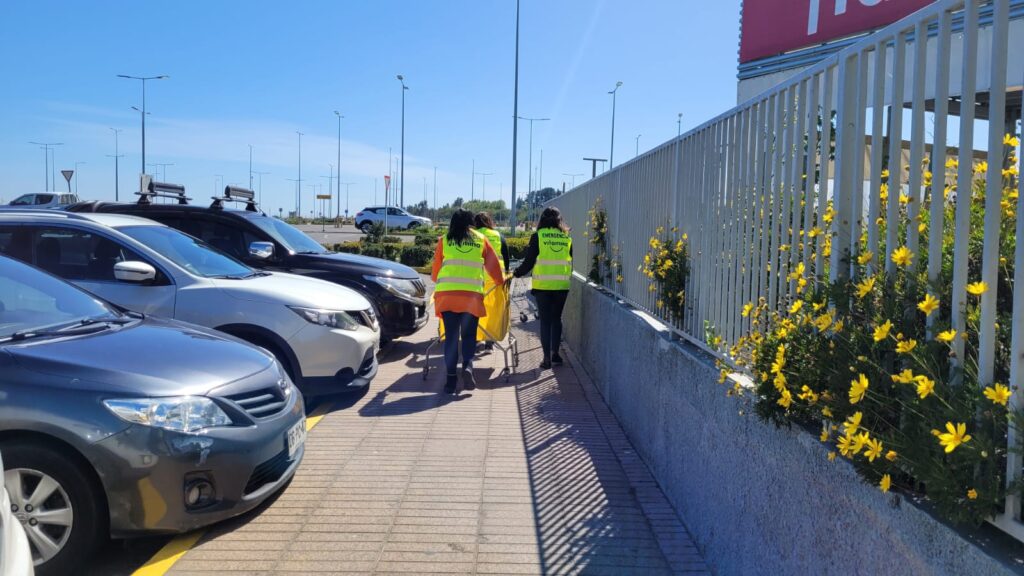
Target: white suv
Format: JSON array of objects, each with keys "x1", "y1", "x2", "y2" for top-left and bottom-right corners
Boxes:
[
  {"x1": 355, "y1": 206, "x2": 432, "y2": 232},
  {"x1": 8, "y1": 192, "x2": 79, "y2": 209},
  {"x1": 0, "y1": 210, "x2": 379, "y2": 396}
]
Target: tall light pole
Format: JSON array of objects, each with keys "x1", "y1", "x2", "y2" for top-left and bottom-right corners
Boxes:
[
  {"x1": 117, "y1": 74, "x2": 168, "y2": 176},
  {"x1": 396, "y1": 75, "x2": 408, "y2": 207},
  {"x1": 321, "y1": 169, "x2": 335, "y2": 220},
  {"x1": 510, "y1": 0, "x2": 521, "y2": 235},
  {"x1": 74, "y1": 162, "x2": 86, "y2": 194},
  {"x1": 296, "y1": 131, "x2": 304, "y2": 216},
  {"x1": 253, "y1": 171, "x2": 270, "y2": 206},
  {"x1": 334, "y1": 111, "x2": 344, "y2": 220},
  {"x1": 108, "y1": 128, "x2": 124, "y2": 201},
  {"x1": 479, "y1": 172, "x2": 493, "y2": 201},
  {"x1": 608, "y1": 81, "x2": 623, "y2": 169},
  {"x1": 248, "y1": 144, "x2": 254, "y2": 189},
  {"x1": 515, "y1": 116, "x2": 549, "y2": 197},
  {"x1": 286, "y1": 178, "x2": 300, "y2": 217},
  {"x1": 562, "y1": 172, "x2": 584, "y2": 188},
  {"x1": 339, "y1": 182, "x2": 355, "y2": 219},
  {"x1": 677, "y1": 113, "x2": 683, "y2": 138},
  {"x1": 29, "y1": 142, "x2": 62, "y2": 191},
  {"x1": 635, "y1": 134, "x2": 642, "y2": 157}
]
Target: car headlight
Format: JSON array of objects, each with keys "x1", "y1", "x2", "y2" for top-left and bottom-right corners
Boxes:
[
  {"x1": 103, "y1": 396, "x2": 232, "y2": 433},
  {"x1": 289, "y1": 305, "x2": 360, "y2": 331},
  {"x1": 365, "y1": 275, "x2": 423, "y2": 303}
]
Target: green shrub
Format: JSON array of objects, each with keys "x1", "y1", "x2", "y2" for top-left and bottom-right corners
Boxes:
[
  {"x1": 399, "y1": 245, "x2": 434, "y2": 267},
  {"x1": 333, "y1": 241, "x2": 362, "y2": 254},
  {"x1": 363, "y1": 221, "x2": 386, "y2": 243},
  {"x1": 360, "y1": 243, "x2": 403, "y2": 261},
  {"x1": 505, "y1": 236, "x2": 530, "y2": 260},
  {"x1": 362, "y1": 235, "x2": 402, "y2": 244}
]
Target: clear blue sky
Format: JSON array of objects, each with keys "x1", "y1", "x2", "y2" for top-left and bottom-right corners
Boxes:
[{"x1": 0, "y1": 0, "x2": 742, "y2": 217}]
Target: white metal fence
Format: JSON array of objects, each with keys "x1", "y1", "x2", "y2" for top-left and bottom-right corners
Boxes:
[{"x1": 549, "y1": 0, "x2": 1024, "y2": 541}]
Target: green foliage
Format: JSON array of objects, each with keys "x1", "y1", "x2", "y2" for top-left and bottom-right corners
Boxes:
[
  {"x1": 399, "y1": 245, "x2": 434, "y2": 267},
  {"x1": 364, "y1": 221, "x2": 386, "y2": 243},
  {"x1": 333, "y1": 241, "x2": 362, "y2": 254},
  {"x1": 505, "y1": 236, "x2": 530, "y2": 260},
  {"x1": 360, "y1": 243, "x2": 403, "y2": 261},
  {"x1": 640, "y1": 225, "x2": 690, "y2": 323}
]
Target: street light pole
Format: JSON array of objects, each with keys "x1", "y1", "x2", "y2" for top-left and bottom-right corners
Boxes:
[
  {"x1": 396, "y1": 75, "x2": 408, "y2": 207},
  {"x1": 609, "y1": 81, "x2": 623, "y2": 169},
  {"x1": 334, "y1": 111, "x2": 343, "y2": 221},
  {"x1": 510, "y1": 0, "x2": 520, "y2": 235},
  {"x1": 635, "y1": 134, "x2": 642, "y2": 157},
  {"x1": 108, "y1": 128, "x2": 123, "y2": 201},
  {"x1": 339, "y1": 182, "x2": 355, "y2": 219},
  {"x1": 253, "y1": 171, "x2": 270, "y2": 206},
  {"x1": 515, "y1": 117, "x2": 550, "y2": 199},
  {"x1": 29, "y1": 142, "x2": 62, "y2": 191},
  {"x1": 296, "y1": 131, "x2": 304, "y2": 216},
  {"x1": 74, "y1": 162, "x2": 86, "y2": 194},
  {"x1": 677, "y1": 113, "x2": 682, "y2": 138},
  {"x1": 562, "y1": 172, "x2": 584, "y2": 189},
  {"x1": 117, "y1": 74, "x2": 168, "y2": 177},
  {"x1": 479, "y1": 172, "x2": 493, "y2": 200}
]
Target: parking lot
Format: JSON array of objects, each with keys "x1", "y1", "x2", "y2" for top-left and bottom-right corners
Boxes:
[
  {"x1": 83, "y1": 314, "x2": 707, "y2": 575},
  {"x1": 294, "y1": 224, "x2": 415, "y2": 246}
]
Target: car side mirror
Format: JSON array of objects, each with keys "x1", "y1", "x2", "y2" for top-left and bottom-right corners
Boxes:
[
  {"x1": 114, "y1": 261, "x2": 157, "y2": 283},
  {"x1": 249, "y1": 241, "x2": 274, "y2": 260}
]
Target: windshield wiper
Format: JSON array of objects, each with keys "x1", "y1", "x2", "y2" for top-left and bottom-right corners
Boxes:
[
  {"x1": 7, "y1": 317, "x2": 128, "y2": 342},
  {"x1": 294, "y1": 250, "x2": 324, "y2": 255}
]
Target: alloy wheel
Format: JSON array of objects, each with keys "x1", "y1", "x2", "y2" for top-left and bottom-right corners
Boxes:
[{"x1": 4, "y1": 467, "x2": 74, "y2": 566}]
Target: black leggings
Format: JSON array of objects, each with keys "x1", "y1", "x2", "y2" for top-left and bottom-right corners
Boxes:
[{"x1": 533, "y1": 289, "x2": 568, "y2": 356}]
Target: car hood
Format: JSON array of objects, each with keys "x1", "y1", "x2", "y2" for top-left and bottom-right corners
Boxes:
[
  {"x1": 213, "y1": 270, "x2": 372, "y2": 310},
  {"x1": 295, "y1": 251, "x2": 420, "y2": 279},
  {"x1": 7, "y1": 317, "x2": 276, "y2": 396}
]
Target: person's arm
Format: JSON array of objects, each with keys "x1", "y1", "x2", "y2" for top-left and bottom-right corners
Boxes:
[
  {"x1": 512, "y1": 233, "x2": 539, "y2": 278},
  {"x1": 499, "y1": 235, "x2": 511, "y2": 271},
  {"x1": 431, "y1": 237, "x2": 444, "y2": 282},
  {"x1": 482, "y1": 240, "x2": 505, "y2": 285}
]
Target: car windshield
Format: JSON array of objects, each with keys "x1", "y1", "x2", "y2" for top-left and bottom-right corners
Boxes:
[
  {"x1": 0, "y1": 256, "x2": 118, "y2": 340},
  {"x1": 118, "y1": 225, "x2": 256, "y2": 278},
  {"x1": 250, "y1": 216, "x2": 328, "y2": 254},
  {"x1": 9, "y1": 194, "x2": 34, "y2": 206}
]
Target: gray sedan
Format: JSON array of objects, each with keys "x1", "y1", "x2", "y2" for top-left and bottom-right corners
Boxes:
[{"x1": 0, "y1": 255, "x2": 305, "y2": 575}]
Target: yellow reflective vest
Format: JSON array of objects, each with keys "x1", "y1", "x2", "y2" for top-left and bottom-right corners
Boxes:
[
  {"x1": 436, "y1": 230, "x2": 487, "y2": 294},
  {"x1": 533, "y1": 228, "x2": 572, "y2": 291},
  {"x1": 477, "y1": 227, "x2": 505, "y2": 272}
]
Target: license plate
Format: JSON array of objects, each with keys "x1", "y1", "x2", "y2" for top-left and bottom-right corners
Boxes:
[{"x1": 286, "y1": 419, "x2": 306, "y2": 459}]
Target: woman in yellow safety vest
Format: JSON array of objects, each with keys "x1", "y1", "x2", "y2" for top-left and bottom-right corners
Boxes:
[
  {"x1": 473, "y1": 211, "x2": 509, "y2": 351},
  {"x1": 431, "y1": 209, "x2": 505, "y2": 394},
  {"x1": 512, "y1": 207, "x2": 572, "y2": 370}
]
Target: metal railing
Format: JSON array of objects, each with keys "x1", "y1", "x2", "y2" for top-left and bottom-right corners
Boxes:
[{"x1": 549, "y1": 0, "x2": 1024, "y2": 541}]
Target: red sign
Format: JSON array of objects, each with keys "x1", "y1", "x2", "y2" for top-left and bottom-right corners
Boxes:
[
  {"x1": 740, "y1": 0, "x2": 935, "y2": 63},
  {"x1": 384, "y1": 175, "x2": 391, "y2": 192}
]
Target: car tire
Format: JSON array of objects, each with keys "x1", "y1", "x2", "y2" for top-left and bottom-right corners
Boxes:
[
  {"x1": 407, "y1": 221, "x2": 420, "y2": 230},
  {"x1": 359, "y1": 221, "x2": 373, "y2": 233},
  {"x1": 1, "y1": 442, "x2": 106, "y2": 576}
]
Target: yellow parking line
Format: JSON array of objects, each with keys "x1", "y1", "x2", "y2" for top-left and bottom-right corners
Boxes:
[{"x1": 131, "y1": 402, "x2": 332, "y2": 575}]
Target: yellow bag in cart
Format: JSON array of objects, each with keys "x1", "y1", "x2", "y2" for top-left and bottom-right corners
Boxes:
[{"x1": 437, "y1": 280, "x2": 511, "y2": 344}]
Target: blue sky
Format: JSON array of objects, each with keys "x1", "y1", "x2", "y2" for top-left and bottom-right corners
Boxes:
[{"x1": 0, "y1": 0, "x2": 742, "y2": 217}]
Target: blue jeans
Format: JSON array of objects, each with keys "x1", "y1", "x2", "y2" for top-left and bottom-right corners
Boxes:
[{"x1": 441, "y1": 311, "x2": 480, "y2": 375}]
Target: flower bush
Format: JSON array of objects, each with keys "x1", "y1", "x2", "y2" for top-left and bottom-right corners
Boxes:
[
  {"x1": 585, "y1": 197, "x2": 622, "y2": 286},
  {"x1": 729, "y1": 135, "x2": 1022, "y2": 526},
  {"x1": 640, "y1": 225, "x2": 690, "y2": 323}
]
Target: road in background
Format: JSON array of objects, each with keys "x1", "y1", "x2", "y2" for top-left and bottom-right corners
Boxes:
[{"x1": 294, "y1": 224, "x2": 415, "y2": 246}]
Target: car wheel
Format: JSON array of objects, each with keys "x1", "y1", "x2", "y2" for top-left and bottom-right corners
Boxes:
[
  {"x1": 407, "y1": 221, "x2": 420, "y2": 230},
  {"x1": 2, "y1": 443, "x2": 105, "y2": 576},
  {"x1": 359, "y1": 221, "x2": 373, "y2": 233}
]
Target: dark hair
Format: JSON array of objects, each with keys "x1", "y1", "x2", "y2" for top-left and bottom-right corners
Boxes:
[
  {"x1": 447, "y1": 208, "x2": 476, "y2": 245},
  {"x1": 537, "y1": 207, "x2": 567, "y2": 232},
  {"x1": 473, "y1": 211, "x2": 496, "y2": 230}
]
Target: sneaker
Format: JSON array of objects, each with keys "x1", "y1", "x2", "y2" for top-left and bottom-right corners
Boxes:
[
  {"x1": 461, "y1": 368, "x2": 477, "y2": 391},
  {"x1": 444, "y1": 375, "x2": 457, "y2": 394},
  {"x1": 551, "y1": 352, "x2": 564, "y2": 366},
  {"x1": 539, "y1": 355, "x2": 552, "y2": 370}
]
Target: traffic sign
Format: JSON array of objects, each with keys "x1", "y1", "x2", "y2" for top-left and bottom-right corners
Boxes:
[
  {"x1": 61, "y1": 170, "x2": 74, "y2": 183},
  {"x1": 316, "y1": 194, "x2": 332, "y2": 200}
]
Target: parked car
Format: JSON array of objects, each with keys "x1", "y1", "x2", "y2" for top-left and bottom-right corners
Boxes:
[
  {"x1": 0, "y1": 450, "x2": 33, "y2": 576},
  {"x1": 0, "y1": 254, "x2": 305, "y2": 575},
  {"x1": 355, "y1": 205, "x2": 432, "y2": 231},
  {"x1": 7, "y1": 193, "x2": 78, "y2": 210},
  {"x1": 71, "y1": 186, "x2": 429, "y2": 342},
  {"x1": 0, "y1": 208, "x2": 379, "y2": 395}
]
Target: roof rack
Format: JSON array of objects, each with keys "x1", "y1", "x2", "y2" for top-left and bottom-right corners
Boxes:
[
  {"x1": 211, "y1": 186, "x2": 258, "y2": 212},
  {"x1": 137, "y1": 180, "x2": 190, "y2": 205}
]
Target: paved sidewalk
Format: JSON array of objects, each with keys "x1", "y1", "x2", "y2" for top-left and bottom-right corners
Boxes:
[{"x1": 168, "y1": 314, "x2": 709, "y2": 575}]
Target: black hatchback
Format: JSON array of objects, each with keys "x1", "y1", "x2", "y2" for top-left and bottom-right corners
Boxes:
[{"x1": 72, "y1": 186, "x2": 429, "y2": 342}]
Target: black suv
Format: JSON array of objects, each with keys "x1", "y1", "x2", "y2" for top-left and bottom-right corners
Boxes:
[{"x1": 70, "y1": 185, "x2": 429, "y2": 341}]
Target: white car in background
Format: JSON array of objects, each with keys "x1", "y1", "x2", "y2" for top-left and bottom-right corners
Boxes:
[
  {"x1": 0, "y1": 451, "x2": 34, "y2": 576},
  {"x1": 7, "y1": 193, "x2": 78, "y2": 210},
  {"x1": 0, "y1": 210, "x2": 379, "y2": 396},
  {"x1": 354, "y1": 206, "x2": 432, "y2": 231}
]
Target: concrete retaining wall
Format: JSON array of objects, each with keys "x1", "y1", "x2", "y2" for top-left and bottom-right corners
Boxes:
[{"x1": 562, "y1": 277, "x2": 1018, "y2": 575}]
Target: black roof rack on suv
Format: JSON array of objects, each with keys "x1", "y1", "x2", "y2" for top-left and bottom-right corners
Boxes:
[
  {"x1": 211, "y1": 186, "x2": 259, "y2": 212},
  {"x1": 137, "y1": 180, "x2": 190, "y2": 205}
]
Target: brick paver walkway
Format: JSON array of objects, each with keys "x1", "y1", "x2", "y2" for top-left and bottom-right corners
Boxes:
[{"x1": 168, "y1": 313, "x2": 708, "y2": 575}]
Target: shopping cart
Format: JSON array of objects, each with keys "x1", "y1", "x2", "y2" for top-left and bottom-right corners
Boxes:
[
  {"x1": 507, "y1": 259, "x2": 538, "y2": 324},
  {"x1": 422, "y1": 276, "x2": 520, "y2": 382}
]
